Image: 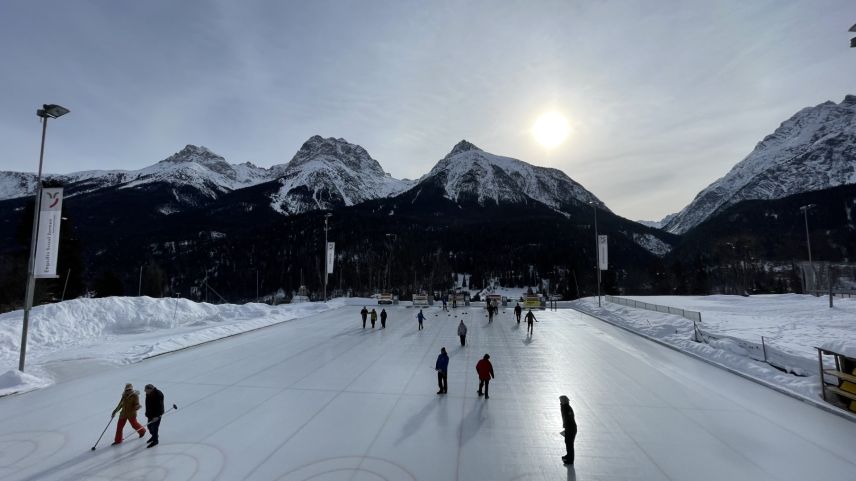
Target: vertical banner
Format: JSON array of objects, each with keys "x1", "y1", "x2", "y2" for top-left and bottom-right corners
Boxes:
[
  {"x1": 326, "y1": 242, "x2": 335, "y2": 273},
  {"x1": 34, "y1": 187, "x2": 63, "y2": 278},
  {"x1": 598, "y1": 235, "x2": 608, "y2": 271}
]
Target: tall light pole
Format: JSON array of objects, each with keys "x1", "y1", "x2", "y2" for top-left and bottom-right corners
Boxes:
[
  {"x1": 323, "y1": 213, "x2": 332, "y2": 302},
  {"x1": 590, "y1": 201, "x2": 601, "y2": 307},
  {"x1": 385, "y1": 233, "x2": 396, "y2": 291},
  {"x1": 20, "y1": 104, "x2": 69, "y2": 372},
  {"x1": 800, "y1": 204, "x2": 815, "y2": 292}
]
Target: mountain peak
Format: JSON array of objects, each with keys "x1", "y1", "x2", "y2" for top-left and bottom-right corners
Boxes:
[
  {"x1": 447, "y1": 140, "x2": 482, "y2": 157},
  {"x1": 161, "y1": 145, "x2": 225, "y2": 166}
]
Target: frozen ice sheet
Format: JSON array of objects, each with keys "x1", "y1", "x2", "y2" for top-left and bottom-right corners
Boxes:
[{"x1": 0, "y1": 306, "x2": 854, "y2": 480}]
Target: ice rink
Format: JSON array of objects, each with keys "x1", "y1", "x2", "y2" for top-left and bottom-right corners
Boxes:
[{"x1": 1, "y1": 305, "x2": 854, "y2": 481}]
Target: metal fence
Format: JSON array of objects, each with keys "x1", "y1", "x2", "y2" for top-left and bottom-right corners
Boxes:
[
  {"x1": 604, "y1": 295, "x2": 702, "y2": 323},
  {"x1": 603, "y1": 295, "x2": 815, "y2": 375}
]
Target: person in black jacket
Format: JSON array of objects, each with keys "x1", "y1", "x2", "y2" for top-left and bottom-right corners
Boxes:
[
  {"x1": 144, "y1": 384, "x2": 165, "y2": 448},
  {"x1": 559, "y1": 395, "x2": 577, "y2": 465},
  {"x1": 380, "y1": 309, "x2": 388, "y2": 328},
  {"x1": 360, "y1": 307, "x2": 369, "y2": 328}
]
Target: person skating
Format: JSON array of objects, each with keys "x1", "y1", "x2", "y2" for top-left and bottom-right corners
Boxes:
[
  {"x1": 442, "y1": 297, "x2": 448, "y2": 311},
  {"x1": 111, "y1": 383, "x2": 146, "y2": 445},
  {"x1": 457, "y1": 319, "x2": 468, "y2": 346},
  {"x1": 487, "y1": 304, "x2": 495, "y2": 323},
  {"x1": 435, "y1": 347, "x2": 449, "y2": 394},
  {"x1": 525, "y1": 309, "x2": 538, "y2": 335},
  {"x1": 475, "y1": 354, "x2": 494, "y2": 399},
  {"x1": 559, "y1": 395, "x2": 577, "y2": 465},
  {"x1": 416, "y1": 309, "x2": 425, "y2": 330},
  {"x1": 370, "y1": 308, "x2": 378, "y2": 328},
  {"x1": 360, "y1": 307, "x2": 368, "y2": 328},
  {"x1": 514, "y1": 303, "x2": 522, "y2": 323},
  {"x1": 380, "y1": 308, "x2": 387, "y2": 328},
  {"x1": 144, "y1": 384, "x2": 164, "y2": 448}
]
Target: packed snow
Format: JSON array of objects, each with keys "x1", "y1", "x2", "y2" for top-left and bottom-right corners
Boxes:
[
  {"x1": 0, "y1": 297, "x2": 348, "y2": 396},
  {"x1": 572, "y1": 294, "x2": 856, "y2": 406}
]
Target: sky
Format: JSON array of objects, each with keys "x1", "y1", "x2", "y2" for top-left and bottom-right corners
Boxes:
[{"x1": 1, "y1": 0, "x2": 854, "y2": 221}]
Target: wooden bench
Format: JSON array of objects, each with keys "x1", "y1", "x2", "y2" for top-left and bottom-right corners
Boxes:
[
  {"x1": 825, "y1": 385, "x2": 856, "y2": 403},
  {"x1": 823, "y1": 369, "x2": 856, "y2": 384}
]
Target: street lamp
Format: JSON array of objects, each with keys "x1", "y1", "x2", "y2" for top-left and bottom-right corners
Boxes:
[
  {"x1": 589, "y1": 201, "x2": 602, "y2": 307},
  {"x1": 19, "y1": 104, "x2": 69, "y2": 372},
  {"x1": 799, "y1": 204, "x2": 815, "y2": 292},
  {"x1": 385, "y1": 233, "x2": 397, "y2": 291},
  {"x1": 323, "y1": 213, "x2": 332, "y2": 302}
]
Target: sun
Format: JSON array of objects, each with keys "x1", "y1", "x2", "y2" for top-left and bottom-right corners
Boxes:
[{"x1": 531, "y1": 111, "x2": 571, "y2": 149}]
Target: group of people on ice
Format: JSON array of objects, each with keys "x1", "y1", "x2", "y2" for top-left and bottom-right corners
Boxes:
[
  {"x1": 109, "y1": 383, "x2": 165, "y2": 448},
  {"x1": 359, "y1": 306, "x2": 388, "y2": 328}
]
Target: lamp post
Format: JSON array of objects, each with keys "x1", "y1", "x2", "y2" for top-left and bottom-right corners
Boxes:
[
  {"x1": 385, "y1": 233, "x2": 397, "y2": 291},
  {"x1": 323, "y1": 213, "x2": 332, "y2": 302},
  {"x1": 19, "y1": 104, "x2": 69, "y2": 372},
  {"x1": 799, "y1": 204, "x2": 815, "y2": 292},
  {"x1": 590, "y1": 201, "x2": 601, "y2": 307}
]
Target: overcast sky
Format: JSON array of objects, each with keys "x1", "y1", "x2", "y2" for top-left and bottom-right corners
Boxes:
[{"x1": 1, "y1": 0, "x2": 854, "y2": 220}]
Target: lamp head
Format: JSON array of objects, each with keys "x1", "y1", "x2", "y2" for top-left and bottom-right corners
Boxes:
[{"x1": 37, "y1": 104, "x2": 70, "y2": 119}]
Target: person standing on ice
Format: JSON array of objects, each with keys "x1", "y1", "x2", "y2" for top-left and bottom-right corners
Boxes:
[
  {"x1": 380, "y1": 308, "x2": 387, "y2": 328},
  {"x1": 417, "y1": 309, "x2": 425, "y2": 330},
  {"x1": 525, "y1": 309, "x2": 537, "y2": 335},
  {"x1": 360, "y1": 307, "x2": 368, "y2": 328},
  {"x1": 435, "y1": 347, "x2": 449, "y2": 394},
  {"x1": 442, "y1": 296, "x2": 448, "y2": 311},
  {"x1": 559, "y1": 395, "x2": 577, "y2": 465},
  {"x1": 370, "y1": 308, "x2": 378, "y2": 328},
  {"x1": 476, "y1": 354, "x2": 494, "y2": 399},
  {"x1": 487, "y1": 303, "x2": 495, "y2": 323},
  {"x1": 111, "y1": 383, "x2": 145, "y2": 445},
  {"x1": 457, "y1": 319, "x2": 468, "y2": 346},
  {"x1": 144, "y1": 384, "x2": 164, "y2": 448},
  {"x1": 514, "y1": 303, "x2": 522, "y2": 323}
]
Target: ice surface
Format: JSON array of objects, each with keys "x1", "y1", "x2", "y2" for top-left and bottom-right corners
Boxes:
[{"x1": 1, "y1": 305, "x2": 854, "y2": 480}]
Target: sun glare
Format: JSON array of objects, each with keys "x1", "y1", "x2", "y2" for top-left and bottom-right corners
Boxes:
[{"x1": 531, "y1": 111, "x2": 571, "y2": 149}]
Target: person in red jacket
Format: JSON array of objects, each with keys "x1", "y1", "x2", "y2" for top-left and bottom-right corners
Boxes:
[{"x1": 475, "y1": 354, "x2": 494, "y2": 399}]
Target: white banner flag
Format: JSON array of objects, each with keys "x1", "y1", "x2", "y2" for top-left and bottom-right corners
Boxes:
[
  {"x1": 34, "y1": 187, "x2": 63, "y2": 278},
  {"x1": 326, "y1": 242, "x2": 335, "y2": 273},
  {"x1": 598, "y1": 235, "x2": 608, "y2": 271}
]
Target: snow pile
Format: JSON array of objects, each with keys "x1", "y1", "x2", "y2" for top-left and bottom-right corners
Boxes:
[
  {"x1": 821, "y1": 340, "x2": 856, "y2": 359},
  {"x1": 0, "y1": 369, "x2": 51, "y2": 396},
  {"x1": 630, "y1": 232, "x2": 672, "y2": 256},
  {"x1": 572, "y1": 294, "x2": 856, "y2": 401},
  {"x1": 0, "y1": 296, "x2": 344, "y2": 396}
]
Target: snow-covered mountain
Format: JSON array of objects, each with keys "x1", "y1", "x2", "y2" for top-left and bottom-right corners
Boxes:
[
  {"x1": 664, "y1": 95, "x2": 856, "y2": 234},
  {"x1": 0, "y1": 145, "x2": 276, "y2": 201},
  {"x1": 413, "y1": 140, "x2": 606, "y2": 213},
  {"x1": 269, "y1": 135, "x2": 412, "y2": 215}
]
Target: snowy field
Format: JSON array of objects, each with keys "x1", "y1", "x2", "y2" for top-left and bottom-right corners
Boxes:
[
  {"x1": 0, "y1": 303, "x2": 854, "y2": 480},
  {"x1": 0, "y1": 297, "x2": 351, "y2": 396},
  {"x1": 572, "y1": 294, "x2": 856, "y2": 407}
]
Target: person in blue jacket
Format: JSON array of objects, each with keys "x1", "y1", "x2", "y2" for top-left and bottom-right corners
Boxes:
[
  {"x1": 417, "y1": 309, "x2": 425, "y2": 330},
  {"x1": 435, "y1": 347, "x2": 449, "y2": 394}
]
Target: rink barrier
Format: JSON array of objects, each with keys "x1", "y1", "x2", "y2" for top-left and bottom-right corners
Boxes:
[
  {"x1": 572, "y1": 304, "x2": 856, "y2": 424},
  {"x1": 604, "y1": 295, "x2": 702, "y2": 323},
  {"x1": 604, "y1": 295, "x2": 814, "y2": 376}
]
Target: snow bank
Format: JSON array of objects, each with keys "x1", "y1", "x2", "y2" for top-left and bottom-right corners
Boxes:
[
  {"x1": 0, "y1": 296, "x2": 344, "y2": 396},
  {"x1": 821, "y1": 340, "x2": 856, "y2": 359},
  {"x1": 570, "y1": 295, "x2": 854, "y2": 402}
]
